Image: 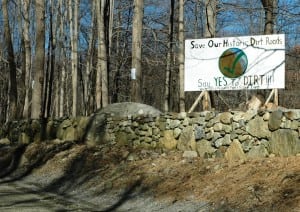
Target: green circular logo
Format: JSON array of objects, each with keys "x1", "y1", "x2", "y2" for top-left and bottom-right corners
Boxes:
[{"x1": 218, "y1": 48, "x2": 248, "y2": 78}]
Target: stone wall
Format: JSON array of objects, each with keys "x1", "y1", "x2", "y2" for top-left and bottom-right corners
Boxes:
[
  {"x1": 104, "y1": 110, "x2": 300, "y2": 159},
  {"x1": 1, "y1": 109, "x2": 300, "y2": 159}
]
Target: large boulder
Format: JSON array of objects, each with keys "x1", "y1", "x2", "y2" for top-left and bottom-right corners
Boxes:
[
  {"x1": 177, "y1": 126, "x2": 196, "y2": 151},
  {"x1": 246, "y1": 116, "x2": 271, "y2": 139},
  {"x1": 196, "y1": 140, "x2": 216, "y2": 158},
  {"x1": 225, "y1": 140, "x2": 247, "y2": 164},
  {"x1": 95, "y1": 102, "x2": 161, "y2": 117},
  {"x1": 57, "y1": 117, "x2": 90, "y2": 142},
  {"x1": 84, "y1": 102, "x2": 162, "y2": 146},
  {"x1": 247, "y1": 145, "x2": 269, "y2": 158},
  {"x1": 159, "y1": 130, "x2": 178, "y2": 150},
  {"x1": 268, "y1": 110, "x2": 283, "y2": 131},
  {"x1": 269, "y1": 129, "x2": 300, "y2": 156}
]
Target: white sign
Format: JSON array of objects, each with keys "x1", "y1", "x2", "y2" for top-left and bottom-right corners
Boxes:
[
  {"x1": 131, "y1": 68, "x2": 136, "y2": 80},
  {"x1": 184, "y1": 34, "x2": 285, "y2": 91}
]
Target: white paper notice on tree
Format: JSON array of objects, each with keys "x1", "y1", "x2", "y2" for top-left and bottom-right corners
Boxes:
[{"x1": 184, "y1": 34, "x2": 285, "y2": 91}]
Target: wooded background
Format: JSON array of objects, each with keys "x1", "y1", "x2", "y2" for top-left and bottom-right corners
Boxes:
[{"x1": 0, "y1": 0, "x2": 299, "y2": 123}]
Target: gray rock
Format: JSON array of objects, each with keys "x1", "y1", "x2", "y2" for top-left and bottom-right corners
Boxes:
[
  {"x1": 214, "y1": 134, "x2": 231, "y2": 148},
  {"x1": 205, "y1": 130, "x2": 214, "y2": 140},
  {"x1": 247, "y1": 145, "x2": 269, "y2": 158},
  {"x1": 230, "y1": 133, "x2": 238, "y2": 140},
  {"x1": 284, "y1": 110, "x2": 300, "y2": 120},
  {"x1": 182, "y1": 150, "x2": 198, "y2": 158},
  {"x1": 191, "y1": 117, "x2": 205, "y2": 125},
  {"x1": 212, "y1": 132, "x2": 222, "y2": 142},
  {"x1": 213, "y1": 123, "x2": 223, "y2": 132},
  {"x1": 127, "y1": 152, "x2": 139, "y2": 161},
  {"x1": 173, "y1": 128, "x2": 182, "y2": 139},
  {"x1": 115, "y1": 131, "x2": 131, "y2": 146},
  {"x1": 238, "y1": 134, "x2": 252, "y2": 142},
  {"x1": 269, "y1": 129, "x2": 300, "y2": 156},
  {"x1": 0, "y1": 138, "x2": 10, "y2": 146},
  {"x1": 85, "y1": 113, "x2": 108, "y2": 145},
  {"x1": 182, "y1": 118, "x2": 189, "y2": 126},
  {"x1": 268, "y1": 110, "x2": 283, "y2": 131},
  {"x1": 19, "y1": 133, "x2": 30, "y2": 144},
  {"x1": 215, "y1": 146, "x2": 227, "y2": 158},
  {"x1": 194, "y1": 126, "x2": 205, "y2": 140},
  {"x1": 57, "y1": 121, "x2": 77, "y2": 141},
  {"x1": 177, "y1": 112, "x2": 187, "y2": 119},
  {"x1": 246, "y1": 116, "x2": 271, "y2": 139},
  {"x1": 223, "y1": 125, "x2": 232, "y2": 133},
  {"x1": 263, "y1": 112, "x2": 270, "y2": 121},
  {"x1": 241, "y1": 139, "x2": 254, "y2": 152},
  {"x1": 159, "y1": 130, "x2": 177, "y2": 150},
  {"x1": 225, "y1": 140, "x2": 246, "y2": 163},
  {"x1": 63, "y1": 127, "x2": 78, "y2": 141},
  {"x1": 60, "y1": 119, "x2": 72, "y2": 129},
  {"x1": 204, "y1": 111, "x2": 216, "y2": 121},
  {"x1": 177, "y1": 126, "x2": 196, "y2": 151},
  {"x1": 281, "y1": 120, "x2": 299, "y2": 130},
  {"x1": 196, "y1": 140, "x2": 216, "y2": 157},
  {"x1": 169, "y1": 120, "x2": 181, "y2": 129},
  {"x1": 96, "y1": 102, "x2": 162, "y2": 117},
  {"x1": 219, "y1": 112, "x2": 233, "y2": 124},
  {"x1": 232, "y1": 111, "x2": 245, "y2": 122}
]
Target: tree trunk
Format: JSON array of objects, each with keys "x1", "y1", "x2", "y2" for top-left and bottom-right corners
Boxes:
[
  {"x1": 261, "y1": 0, "x2": 278, "y2": 105},
  {"x1": 100, "y1": 0, "x2": 109, "y2": 107},
  {"x1": 58, "y1": 0, "x2": 66, "y2": 117},
  {"x1": 95, "y1": 1, "x2": 101, "y2": 109},
  {"x1": 2, "y1": 0, "x2": 18, "y2": 120},
  {"x1": 84, "y1": 1, "x2": 96, "y2": 114},
  {"x1": 31, "y1": 0, "x2": 45, "y2": 119},
  {"x1": 202, "y1": 0, "x2": 217, "y2": 110},
  {"x1": 164, "y1": 0, "x2": 175, "y2": 112},
  {"x1": 108, "y1": 0, "x2": 114, "y2": 57},
  {"x1": 45, "y1": 0, "x2": 57, "y2": 117},
  {"x1": 131, "y1": 0, "x2": 144, "y2": 103},
  {"x1": 30, "y1": 0, "x2": 45, "y2": 119},
  {"x1": 204, "y1": 0, "x2": 217, "y2": 38},
  {"x1": 178, "y1": 0, "x2": 185, "y2": 112},
  {"x1": 95, "y1": 0, "x2": 109, "y2": 109},
  {"x1": 69, "y1": 0, "x2": 79, "y2": 116},
  {"x1": 21, "y1": 0, "x2": 31, "y2": 119},
  {"x1": 261, "y1": 0, "x2": 277, "y2": 34}
]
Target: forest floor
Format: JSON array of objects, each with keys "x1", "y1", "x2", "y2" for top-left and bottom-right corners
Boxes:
[{"x1": 1, "y1": 143, "x2": 300, "y2": 211}]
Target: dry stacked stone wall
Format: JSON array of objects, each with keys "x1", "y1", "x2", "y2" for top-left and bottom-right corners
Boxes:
[{"x1": 1, "y1": 109, "x2": 300, "y2": 159}]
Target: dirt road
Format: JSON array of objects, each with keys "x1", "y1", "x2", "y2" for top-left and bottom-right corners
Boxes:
[
  {"x1": 0, "y1": 142, "x2": 299, "y2": 211},
  {"x1": 0, "y1": 180, "x2": 210, "y2": 212},
  {"x1": 0, "y1": 182, "x2": 78, "y2": 211}
]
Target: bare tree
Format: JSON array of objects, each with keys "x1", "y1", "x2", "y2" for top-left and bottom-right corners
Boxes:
[
  {"x1": 204, "y1": 0, "x2": 217, "y2": 38},
  {"x1": 164, "y1": 0, "x2": 175, "y2": 112},
  {"x1": 58, "y1": 0, "x2": 66, "y2": 117},
  {"x1": 261, "y1": 0, "x2": 278, "y2": 105},
  {"x1": 31, "y1": 0, "x2": 45, "y2": 119},
  {"x1": 131, "y1": 0, "x2": 144, "y2": 103},
  {"x1": 83, "y1": 1, "x2": 96, "y2": 114},
  {"x1": 2, "y1": 0, "x2": 18, "y2": 120},
  {"x1": 43, "y1": 0, "x2": 58, "y2": 118},
  {"x1": 203, "y1": 0, "x2": 217, "y2": 110},
  {"x1": 69, "y1": 0, "x2": 79, "y2": 116},
  {"x1": 96, "y1": 0, "x2": 109, "y2": 109},
  {"x1": 261, "y1": 0, "x2": 277, "y2": 34},
  {"x1": 179, "y1": 0, "x2": 185, "y2": 112},
  {"x1": 20, "y1": 0, "x2": 31, "y2": 118}
]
